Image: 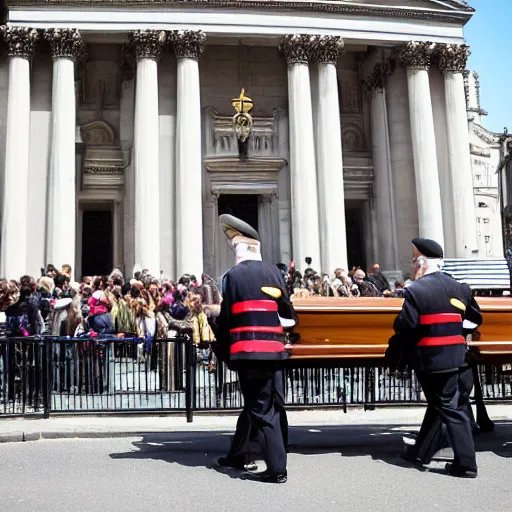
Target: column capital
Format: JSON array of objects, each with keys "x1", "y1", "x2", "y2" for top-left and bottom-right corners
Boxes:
[
  {"x1": 397, "y1": 41, "x2": 436, "y2": 71},
  {"x1": 436, "y1": 43, "x2": 471, "y2": 73},
  {"x1": 170, "y1": 30, "x2": 206, "y2": 61},
  {"x1": 0, "y1": 26, "x2": 39, "y2": 58},
  {"x1": 363, "y1": 59, "x2": 396, "y2": 100},
  {"x1": 279, "y1": 34, "x2": 316, "y2": 65},
  {"x1": 44, "y1": 28, "x2": 85, "y2": 60},
  {"x1": 311, "y1": 35, "x2": 344, "y2": 64},
  {"x1": 129, "y1": 29, "x2": 167, "y2": 61}
]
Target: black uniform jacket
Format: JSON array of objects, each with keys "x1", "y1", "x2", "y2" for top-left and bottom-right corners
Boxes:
[
  {"x1": 387, "y1": 272, "x2": 482, "y2": 373},
  {"x1": 214, "y1": 260, "x2": 296, "y2": 367}
]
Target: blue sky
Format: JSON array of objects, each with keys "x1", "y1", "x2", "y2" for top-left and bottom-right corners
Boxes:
[{"x1": 465, "y1": 0, "x2": 511, "y2": 134}]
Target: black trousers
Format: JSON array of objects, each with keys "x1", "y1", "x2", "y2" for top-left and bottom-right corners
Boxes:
[
  {"x1": 413, "y1": 370, "x2": 476, "y2": 470},
  {"x1": 227, "y1": 366, "x2": 287, "y2": 474}
]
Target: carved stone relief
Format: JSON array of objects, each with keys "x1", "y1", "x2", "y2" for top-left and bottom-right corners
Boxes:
[
  {"x1": 204, "y1": 107, "x2": 283, "y2": 158},
  {"x1": 397, "y1": 41, "x2": 436, "y2": 70},
  {"x1": 80, "y1": 119, "x2": 126, "y2": 189},
  {"x1": 1, "y1": 26, "x2": 38, "y2": 58},
  {"x1": 436, "y1": 43, "x2": 471, "y2": 73},
  {"x1": 342, "y1": 121, "x2": 365, "y2": 152},
  {"x1": 44, "y1": 28, "x2": 85, "y2": 60},
  {"x1": 81, "y1": 119, "x2": 117, "y2": 146}
]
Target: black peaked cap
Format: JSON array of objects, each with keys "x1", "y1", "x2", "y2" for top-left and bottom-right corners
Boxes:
[
  {"x1": 412, "y1": 238, "x2": 444, "y2": 259},
  {"x1": 219, "y1": 214, "x2": 260, "y2": 242}
]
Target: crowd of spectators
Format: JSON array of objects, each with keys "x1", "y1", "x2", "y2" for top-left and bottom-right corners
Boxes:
[
  {"x1": 0, "y1": 260, "x2": 406, "y2": 344},
  {"x1": 0, "y1": 264, "x2": 220, "y2": 368},
  {"x1": 0, "y1": 260, "x2": 405, "y2": 399},
  {"x1": 279, "y1": 260, "x2": 407, "y2": 299}
]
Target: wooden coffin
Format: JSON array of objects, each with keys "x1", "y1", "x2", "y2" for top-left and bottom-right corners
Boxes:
[{"x1": 290, "y1": 297, "x2": 512, "y2": 366}]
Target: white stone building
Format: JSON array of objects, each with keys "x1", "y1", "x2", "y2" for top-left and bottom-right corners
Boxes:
[
  {"x1": 0, "y1": 0, "x2": 481, "y2": 281},
  {"x1": 465, "y1": 70, "x2": 504, "y2": 258}
]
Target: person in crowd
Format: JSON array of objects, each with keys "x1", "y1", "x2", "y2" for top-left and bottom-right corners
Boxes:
[
  {"x1": 214, "y1": 213, "x2": 295, "y2": 484},
  {"x1": 170, "y1": 289, "x2": 189, "y2": 320},
  {"x1": 386, "y1": 238, "x2": 481, "y2": 478},
  {"x1": 61, "y1": 264, "x2": 72, "y2": 278},
  {"x1": 368, "y1": 264, "x2": 391, "y2": 293},
  {"x1": 186, "y1": 292, "x2": 216, "y2": 371},
  {"x1": 42, "y1": 264, "x2": 58, "y2": 279},
  {"x1": 53, "y1": 273, "x2": 70, "y2": 299},
  {"x1": 353, "y1": 269, "x2": 381, "y2": 297},
  {"x1": 331, "y1": 268, "x2": 356, "y2": 297},
  {"x1": 2, "y1": 277, "x2": 43, "y2": 337},
  {"x1": 36, "y1": 276, "x2": 55, "y2": 323},
  {"x1": 87, "y1": 290, "x2": 115, "y2": 336}
]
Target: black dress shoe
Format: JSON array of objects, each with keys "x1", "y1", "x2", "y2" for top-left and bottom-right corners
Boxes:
[
  {"x1": 445, "y1": 462, "x2": 478, "y2": 479},
  {"x1": 217, "y1": 456, "x2": 258, "y2": 471},
  {"x1": 400, "y1": 446, "x2": 424, "y2": 467},
  {"x1": 243, "y1": 470, "x2": 287, "y2": 484}
]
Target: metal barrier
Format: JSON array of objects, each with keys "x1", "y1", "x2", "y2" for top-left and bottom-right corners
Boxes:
[
  {"x1": 0, "y1": 336, "x2": 195, "y2": 420},
  {"x1": 1, "y1": 336, "x2": 511, "y2": 420}
]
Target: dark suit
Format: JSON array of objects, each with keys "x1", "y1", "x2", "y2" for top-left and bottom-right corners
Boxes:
[
  {"x1": 214, "y1": 260, "x2": 295, "y2": 474},
  {"x1": 387, "y1": 272, "x2": 482, "y2": 470}
]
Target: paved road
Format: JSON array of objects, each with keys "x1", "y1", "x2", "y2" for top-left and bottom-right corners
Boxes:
[{"x1": 0, "y1": 423, "x2": 511, "y2": 512}]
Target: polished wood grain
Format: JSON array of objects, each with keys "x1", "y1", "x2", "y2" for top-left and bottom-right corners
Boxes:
[{"x1": 291, "y1": 297, "x2": 512, "y2": 364}]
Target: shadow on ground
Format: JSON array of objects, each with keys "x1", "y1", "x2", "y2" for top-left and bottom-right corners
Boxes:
[{"x1": 109, "y1": 420, "x2": 512, "y2": 478}]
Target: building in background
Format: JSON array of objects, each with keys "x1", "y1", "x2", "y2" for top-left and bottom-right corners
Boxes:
[
  {"x1": 465, "y1": 71, "x2": 504, "y2": 258},
  {"x1": 0, "y1": 0, "x2": 480, "y2": 281},
  {"x1": 498, "y1": 135, "x2": 512, "y2": 256}
]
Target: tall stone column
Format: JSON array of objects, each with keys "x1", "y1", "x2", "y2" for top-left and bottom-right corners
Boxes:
[
  {"x1": 399, "y1": 42, "x2": 445, "y2": 247},
  {"x1": 279, "y1": 35, "x2": 321, "y2": 272},
  {"x1": 130, "y1": 30, "x2": 166, "y2": 276},
  {"x1": 438, "y1": 44, "x2": 478, "y2": 257},
  {"x1": 171, "y1": 30, "x2": 205, "y2": 279},
  {"x1": 45, "y1": 28, "x2": 84, "y2": 275},
  {"x1": 365, "y1": 61, "x2": 399, "y2": 271},
  {"x1": 311, "y1": 36, "x2": 348, "y2": 272},
  {"x1": 0, "y1": 27, "x2": 38, "y2": 279}
]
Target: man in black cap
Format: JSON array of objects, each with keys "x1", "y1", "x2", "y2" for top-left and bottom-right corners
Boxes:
[
  {"x1": 386, "y1": 238, "x2": 482, "y2": 478},
  {"x1": 214, "y1": 213, "x2": 295, "y2": 483}
]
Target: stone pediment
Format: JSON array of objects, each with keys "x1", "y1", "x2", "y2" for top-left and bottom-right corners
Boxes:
[{"x1": 6, "y1": 1, "x2": 474, "y2": 22}]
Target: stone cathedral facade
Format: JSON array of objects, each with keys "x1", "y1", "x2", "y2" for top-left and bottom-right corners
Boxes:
[{"x1": 0, "y1": 1, "x2": 479, "y2": 280}]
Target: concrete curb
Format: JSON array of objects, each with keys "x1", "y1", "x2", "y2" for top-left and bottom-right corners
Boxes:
[
  {"x1": 0, "y1": 429, "x2": 211, "y2": 443},
  {"x1": 0, "y1": 405, "x2": 509, "y2": 445}
]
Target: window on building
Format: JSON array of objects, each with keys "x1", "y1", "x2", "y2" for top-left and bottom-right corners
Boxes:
[
  {"x1": 483, "y1": 218, "x2": 490, "y2": 224},
  {"x1": 485, "y1": 236, "x2": 490, "y2": 243},
  {"x1": 478, "y1": 202, "x2": 488, "y2": 208}
]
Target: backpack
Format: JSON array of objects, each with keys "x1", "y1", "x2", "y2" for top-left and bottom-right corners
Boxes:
[{"x1": 6, "y1": 313, "x2": 30, "y2": 337}]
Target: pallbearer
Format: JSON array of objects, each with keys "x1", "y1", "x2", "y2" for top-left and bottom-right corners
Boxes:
[
  {"x1": 386, "y1": 238, "x2": 482, "y2": 478},
  {"x1": 214, "y1": 214, "x2": 295, "y2": 484}
]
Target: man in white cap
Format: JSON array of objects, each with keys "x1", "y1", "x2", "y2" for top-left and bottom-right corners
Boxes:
[
  {"x1": 214, "y1": 213, "x2": 295, "y2": 484},
  {"x1": 386, "y1": 238, "x2": 482, "y2": 478}
]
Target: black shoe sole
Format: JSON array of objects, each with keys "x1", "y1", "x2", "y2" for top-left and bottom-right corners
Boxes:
[
  {"x1": 217, "y1": 458, "x2": 258, "y2": 472},
  {"x1": 445, "y1": 463, "x2": 478, "y2": 479},
  {"x1": 242, "y1": 471, "x2": 287, "y2": 484}
]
